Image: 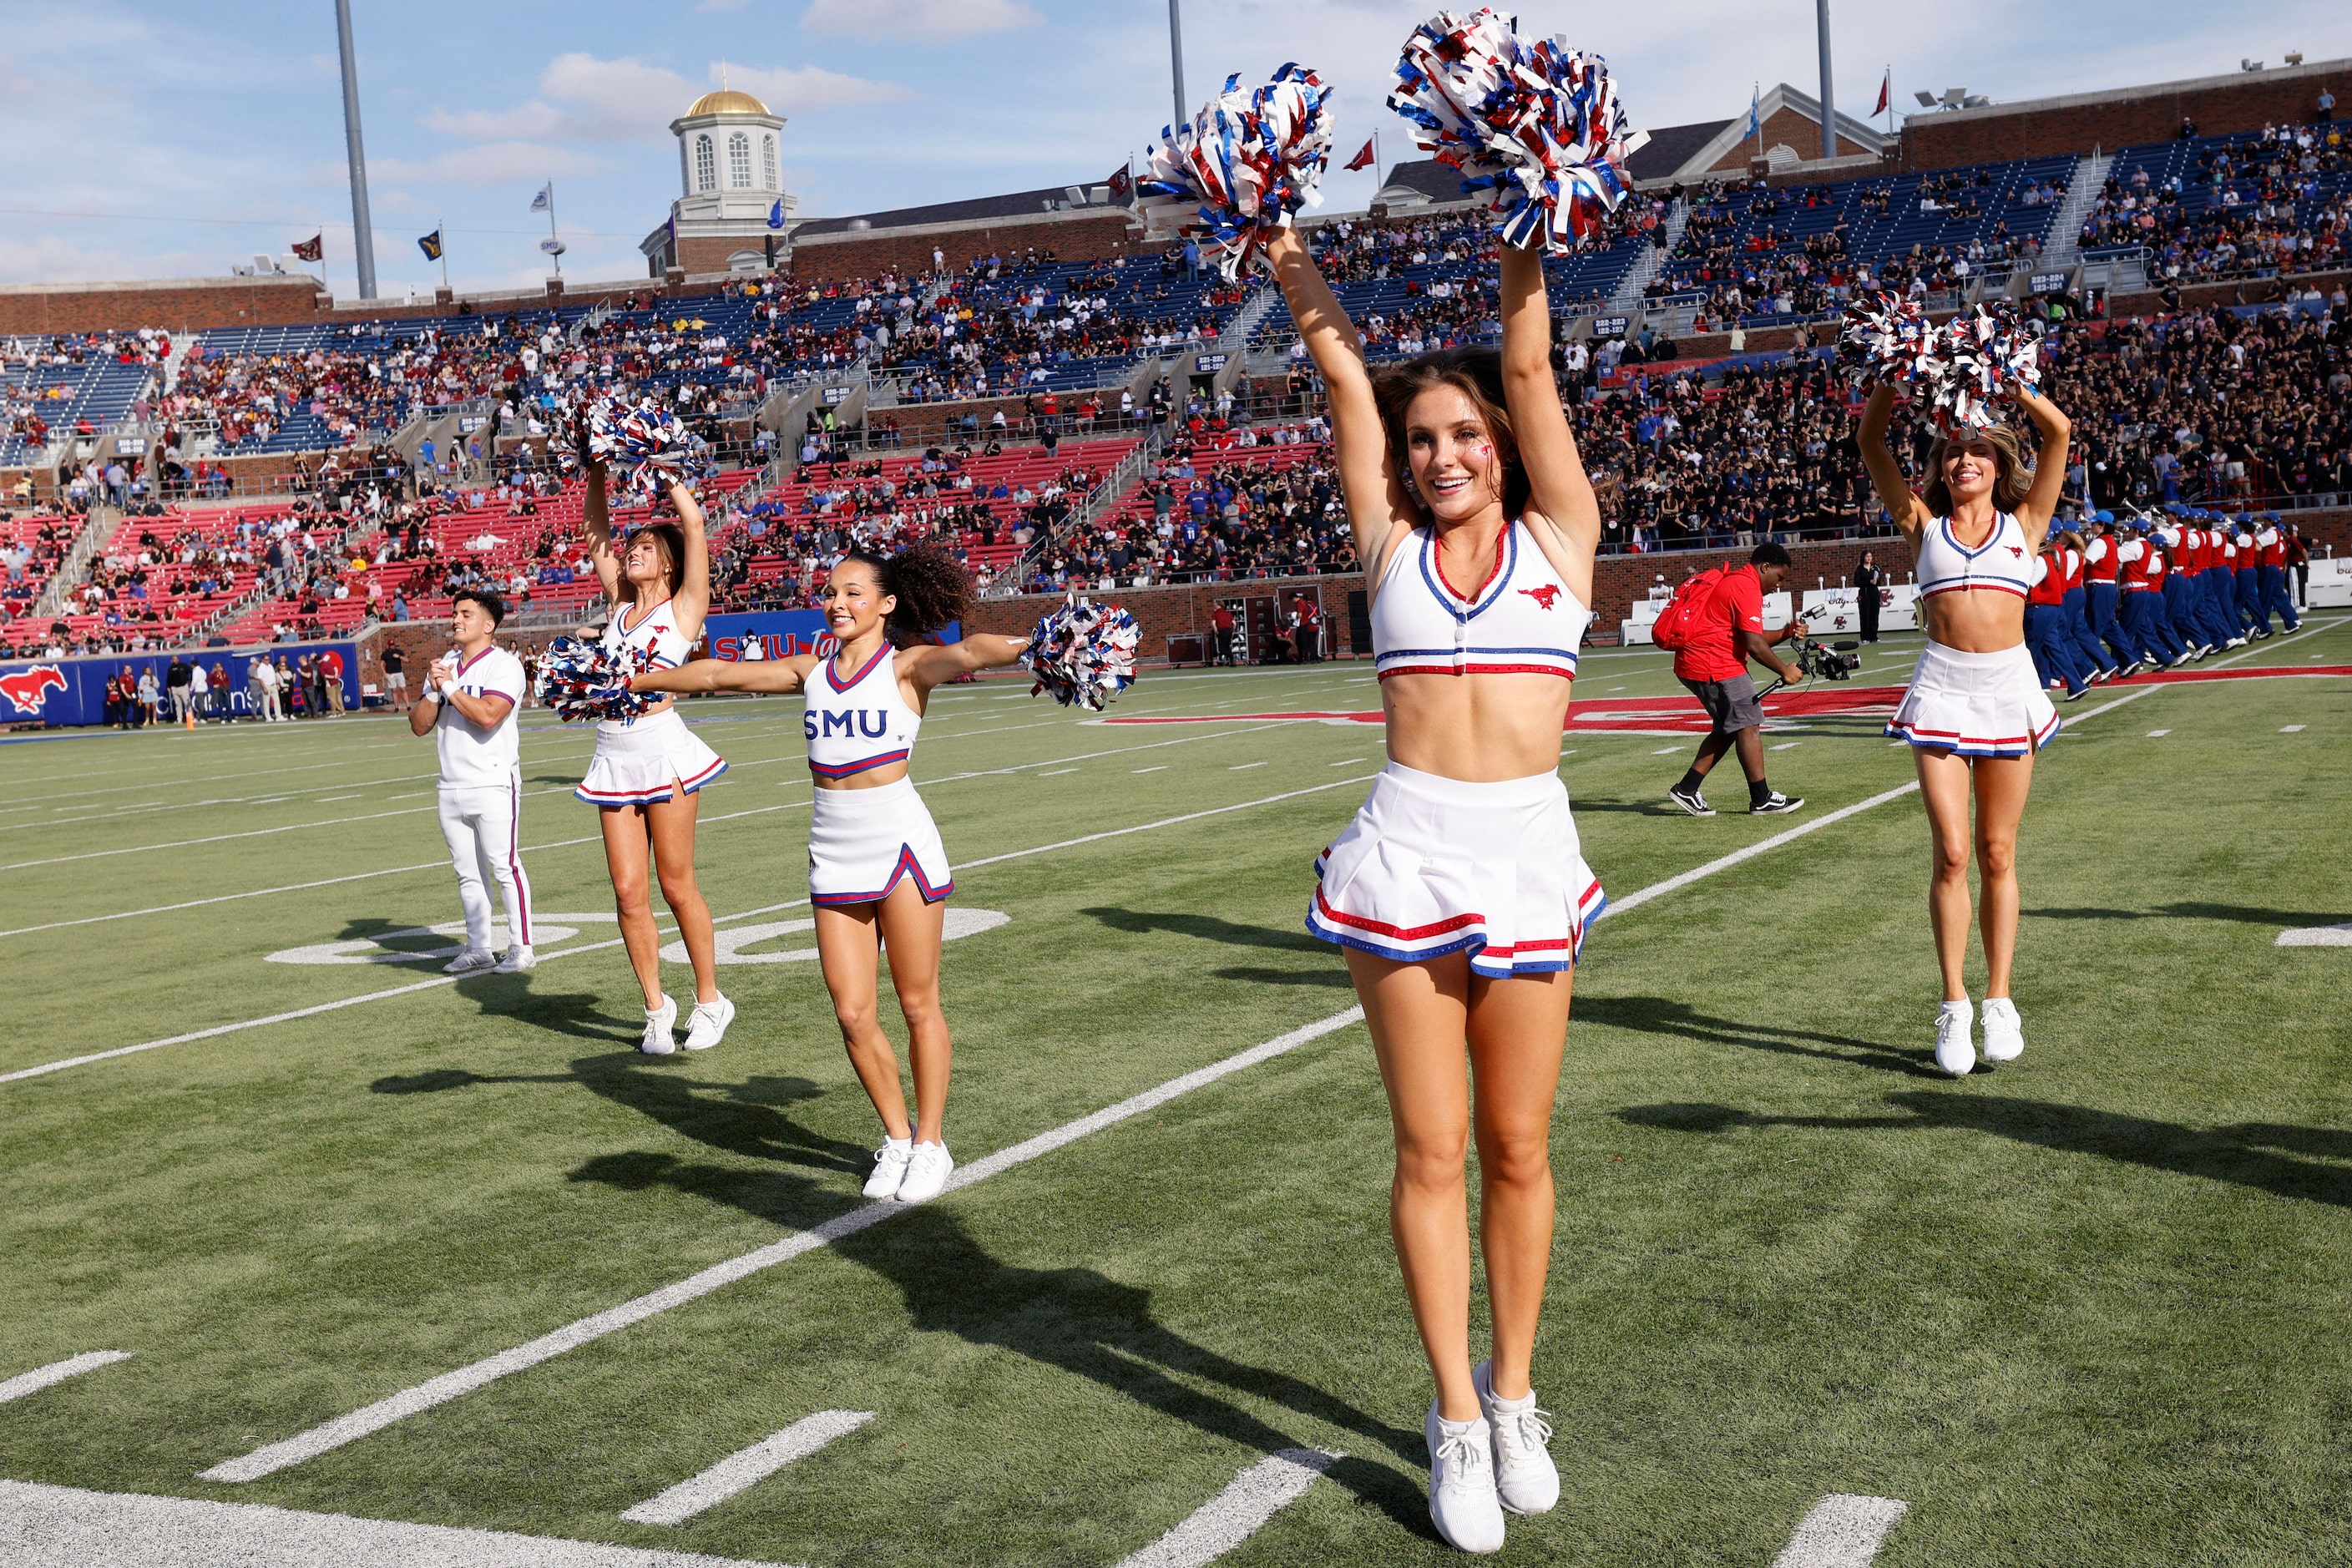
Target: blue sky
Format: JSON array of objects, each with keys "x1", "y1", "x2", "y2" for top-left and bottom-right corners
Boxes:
[{"x1": 5, "y1": 0, "x2": 2347, "y2": 300}]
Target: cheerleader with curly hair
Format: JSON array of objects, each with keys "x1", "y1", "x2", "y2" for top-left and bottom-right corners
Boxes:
[{"x1": 629, "y1": 543, "x2": 1032, "y2": 1205}]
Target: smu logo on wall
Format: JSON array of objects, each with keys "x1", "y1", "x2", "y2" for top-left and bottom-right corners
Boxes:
[
  {"x1": 705, "y1": 609, "x2": 963, "y2": 663},
  {"x1": 0, "y1": 665, "x2": 67, "y2": 716}
]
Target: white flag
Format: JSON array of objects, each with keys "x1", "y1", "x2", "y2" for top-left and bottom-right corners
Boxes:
[{"x1": 529, "y1": 184, "x2": 552, "y2": 213}]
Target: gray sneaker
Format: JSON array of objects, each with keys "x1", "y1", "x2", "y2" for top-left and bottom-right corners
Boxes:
[{"x1": 1667, "y1": 784, "x2": 1715, "y2": 817}]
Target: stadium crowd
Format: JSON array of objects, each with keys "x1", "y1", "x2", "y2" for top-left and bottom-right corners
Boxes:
[{"x1": 2082, "y1": 122, "x2": 2349, "y2": 282}]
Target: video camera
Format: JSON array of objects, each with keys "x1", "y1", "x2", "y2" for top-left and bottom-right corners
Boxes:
[{"x1": 1756, "y1": 607, "x2": 1861, "y2": 699}]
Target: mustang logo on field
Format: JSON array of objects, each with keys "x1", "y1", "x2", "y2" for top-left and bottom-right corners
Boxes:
[
  {"x1": 0, "y1": 665, "x2": 67, "y2": 715},
  {"x1": 1519, "y1": 585, "x2": 1561, "y2": 610}
]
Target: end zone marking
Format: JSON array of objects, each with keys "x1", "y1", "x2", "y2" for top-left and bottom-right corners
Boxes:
[
  {"x1": 0, "y1": 1479, "x2": 789, "y2": 1568},
  {"x1": 0, "y1": 1351, "x2": 131, "y2": 1406},
  {"x1": 1115, "y1": 1449, "x2": 1337, "y2": 1568},
  {"x1": 620, "y1": 1410, "x2": 875, "y2": 1526},
  {"x1": 1772, "y1": 1493, "x2": 1909, "y2": 1567}
]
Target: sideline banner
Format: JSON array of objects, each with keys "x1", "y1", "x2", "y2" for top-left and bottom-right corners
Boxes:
[{"x1": 0, "y1": 641, "x2": 362, "y2": 727}]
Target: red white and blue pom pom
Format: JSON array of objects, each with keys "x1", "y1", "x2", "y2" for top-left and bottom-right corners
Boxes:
[
  {"x1": 1839, "y1": 293, "x2": 2042, "y2": 431},
  {"x1": 534, "y1": 635, "x2": 654, "y2": 724},
  {"x1": 577, "y1": 394, "x2": 702, "y2": 500},
  {"x1": 1935, "y1": 301, "x2": 2042, "y2": 432},
  {"x1": 1387, "y1": 8, "x2": 1644, "y2": 252},
  {"x1": 1023, "y1": 598, "x2": 1140, "y2": 711},
  {"x1": 1837, "y1": 290, "x2": 1938, "y2": 392},
  {"x1": 1137, "y1": 63, "x2": 1336, "y2": 278}
]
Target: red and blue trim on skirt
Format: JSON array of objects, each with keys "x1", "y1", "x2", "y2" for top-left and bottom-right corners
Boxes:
[
  {"x1": 574, "y1": 755, "x2": 728, "y2": 807},
  {"x1": 810, "y1": 844, "x2": 954, "y2": 908}
]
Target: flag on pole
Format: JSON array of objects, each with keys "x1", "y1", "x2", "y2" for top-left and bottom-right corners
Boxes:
[
  {"x1": 417, "y1": 230, "x2": 443, "y2": 260},
  {"x1": 529, "y1": 184, "x2": 552, "y2": 213},
  {"x1": 766, "y1": 198, "x2": 785, "y2": 230},
  {"x1": 1345, "y1": 137, "x2": 1377, "y2": 172},
  {"x1": 1105, "y1": 163, "x2": 1132, "y2": 200},
  {"x1": 1747, "y1": 86, "x2": 1761, "y2": 142},
  {"x1": 291, "y1": 234, "x2": 323, "y2": 262},
  {"x1": 1873, "y1": 69, "x2": 1889, "y2": 117}
]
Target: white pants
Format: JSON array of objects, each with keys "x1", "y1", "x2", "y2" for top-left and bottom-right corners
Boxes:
[{"x1": 438, "y1": 778, "x2": 535, "y2": 953}]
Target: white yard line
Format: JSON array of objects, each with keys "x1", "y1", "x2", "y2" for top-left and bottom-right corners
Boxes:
[
  {"x1": 0, "y1": 1480, "x2": 785, "y2": 1568},
  {"x1": 3, "y1": 777, "x2": 1380, "y2": 1085},
  {"x1": 1771, "y1": 1493, "x2": 1910, "y2": 1567},
  {"x1": 620, "y1": 1410, "x2": 875, "y2": 1526},
  {"x1": 0, "y1": 1351, "x2": 131, "y2": 1406},
  {"x1": 1113, "y1": 1449, "x2": 1336, "y2": 1568},
  {"x1": 198, "y1": 1009, "x2": 1369, "y2": 1482}
]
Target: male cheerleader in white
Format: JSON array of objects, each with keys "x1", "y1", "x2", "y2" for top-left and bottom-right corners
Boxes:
[{"x1": 409, "y1": 589, "x2": 537, "y2": 974}]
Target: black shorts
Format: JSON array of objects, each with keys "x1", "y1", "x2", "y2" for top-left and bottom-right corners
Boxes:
[{"x1": 1680, "y1": 673, "x2": 1765, "y2": 734}]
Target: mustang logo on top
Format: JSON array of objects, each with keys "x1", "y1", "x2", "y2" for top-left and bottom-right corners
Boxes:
[
  {"x1": 1520, "y1": 584, "x2": 1561, "y2": 610},
  {"x1": 0, "y1": 666, "x2": 67, "y2": 715}
]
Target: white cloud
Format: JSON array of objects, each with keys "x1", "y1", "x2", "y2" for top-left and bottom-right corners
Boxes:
[
  {"x1": 726, "y1": 63, "x2": 914, "y2": 112},
  {"x1": 374, "y1": 141, "x2": 605, "y2": 189},
  {"x1": 801, "y1": 0, "x2": 1040, "y2": 42}
]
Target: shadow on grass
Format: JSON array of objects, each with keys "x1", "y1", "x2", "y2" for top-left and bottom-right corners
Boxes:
[
  {"x1": 1570, "y1": 799, "x2": 1692, "y2": 817},
  {"x1": 1618, "y1": 1096, "x2": 2352, "y2": 1206},
  {"x1": 1080, "y1": 907, "x2": 1328, "y2": 955},
  {"x1": 370, "y1": 1053, "x2": 872, "y2": 1176},
  {"x1": 2026, "y1": 902, "x2": 2345, "y2": 928},
  {"x1": 1214, "y1": 965, "x2": 1354, "y2": 989},
  {"x1": 569, "y1": 1147, "x2": 1434, "y2": 1539},
  {"x1": 453, "y1": 979, "x2": 636, "y2": 1045},
  {"x1": 1576, "y1": 994, "x2": 1944, "y2": 1080}
]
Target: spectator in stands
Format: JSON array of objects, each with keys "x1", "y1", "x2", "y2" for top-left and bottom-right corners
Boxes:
[{"x1": 1665, "y1": 543, "x2": 1806, "y2": 817}]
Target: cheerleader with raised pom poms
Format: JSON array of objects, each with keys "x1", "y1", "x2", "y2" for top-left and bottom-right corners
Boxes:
[
  {"x1": 621, "y1": 546, "x2": 1135, "y2": 1205},
  {"x1": 1139, "y1": 14, "x2": 1638, "y2": 1552}
]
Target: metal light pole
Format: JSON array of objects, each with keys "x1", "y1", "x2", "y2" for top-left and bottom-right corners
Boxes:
[
  {"x1": 1167, "y1": 0, "x2": 1187, "y2": 128},
  {"x1": 1816, "y1": 0, "x2": 1837, "y2": 160},
  {"x1": 334, "y1": 0, "x2": 378, "y2": 299}
]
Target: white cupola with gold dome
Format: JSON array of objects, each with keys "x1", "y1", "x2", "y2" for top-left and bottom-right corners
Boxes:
[{"x1": 642, "y1": 73, "x2": 799, "y2": 276}]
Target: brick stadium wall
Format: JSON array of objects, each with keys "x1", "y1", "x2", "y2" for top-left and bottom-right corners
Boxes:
[
  {"x1": 0, "y1": 276, "x2": 330, "y2": 335},
  {"x1": 787, "y1": 212, "x2": 1147, "y2": 284},
  {"x1": 1899, "y1": 63, "x2": 2352, "y2": 173}
]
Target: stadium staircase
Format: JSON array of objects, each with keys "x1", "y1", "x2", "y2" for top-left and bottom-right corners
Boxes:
[
  {"x1": 1605, "y1": 197, "x2": 1690, "y2": 316},
  {"x1": 33, "y1": 506, "x2": 121, "y2": 620},
  {"x1": 2036, "y1": 150, "x2": 2116, "y2": 271}
]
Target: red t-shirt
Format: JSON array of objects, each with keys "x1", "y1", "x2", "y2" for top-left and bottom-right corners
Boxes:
[{"x1": 1672, "y1": 564, "x2": 1764, "y2": 683}]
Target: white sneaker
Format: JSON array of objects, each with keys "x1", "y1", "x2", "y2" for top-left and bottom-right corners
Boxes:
[
  {"x1": 493, "y1": 944, "x2": 535, "y2": 974},
  {"x1": 1935, "y1": 1001, "x2": 1975, "y2": 1077},
  {"x1": 895, "y1": 1141, "x2": 954, "y2": 1204},
  {"x1": 863, "y1": 1137, "x2": 914, "y2": 1199},
  {"x1": 443, "y1": 946, "x2": 496, "y2": 974},
  {"x1": 1473, "y1": 1360, "x2": 1558, "y2": 1515},
  {"x1": 682, "y1": 994, "x2": 735, "y2": 1051},
  {"x1": 1980, "y1": 996, "x2": 2025, "y2": 1064},
  {"x1": 1424, "y1": 1403, "x2": 1507, "y2": 1554},
  {"x1": 640, "y1": 994, "x2": 678, "y2": 1056}
]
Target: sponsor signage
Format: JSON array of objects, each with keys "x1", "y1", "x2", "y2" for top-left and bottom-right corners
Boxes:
[{"x1": 704, "y1": 609, "x2": 960, "y2": 664}]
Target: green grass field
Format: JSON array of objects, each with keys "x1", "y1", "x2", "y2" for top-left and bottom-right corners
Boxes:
[{"x1": 3, "y1": 620, "x2": 2349, "y2": 1566}]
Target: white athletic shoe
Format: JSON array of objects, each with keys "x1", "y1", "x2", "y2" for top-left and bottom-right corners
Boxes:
[
  {"x1": 1473, "y1": 1361, "x2": 1558, "y2": 1516},
  {"x1": 1425, "y1": 1404, "x2": 1508, "y2": 1554},
  {"x1": 864, "y1": 1137, "x2": 915, "y2": 1199},
  {"x1": 895, "y1": 1141, "x2": 954, "y2": 1204},
  {"x1": 640, "y1": 994, "x2": 679, "y2": 1056},
  {"x1": 1980, "y1": 997, "x2": 2025, "y2": 1064},
  {"x1": 443, "y1": 946, "x2": 497, "y2": 974},
  {"x1": 1935, "y1": 1001, "x2": 1975, "y2": 1077},
  {"x1": 493, "y1": 944, "x2": 535, "y2": 974},
  {"x1": 682, "y1": 994, "x2": 735, "y2": 1051}
]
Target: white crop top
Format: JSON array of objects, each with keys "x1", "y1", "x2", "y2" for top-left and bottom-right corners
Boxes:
[
  {"x1": 1369, "y1": 519, "x2": 1588, "y2": 680},
  {"x1": 1916, "y1": 512, "x2": 2033, "y2": 601},
  {"x1": 600, "y1": 594, "x2": 695, "y2": 731},
  {"x1": 802, "y1": 642, "x2": 921, "y2": 781}
]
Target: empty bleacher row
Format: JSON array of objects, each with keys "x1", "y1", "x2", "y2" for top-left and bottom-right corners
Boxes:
[{"x1": 3, "y1": 358, "x2": 157, "y2": 467}]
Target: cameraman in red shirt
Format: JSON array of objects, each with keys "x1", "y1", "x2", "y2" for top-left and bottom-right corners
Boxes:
[{"x1": 1668, "y1": 543, "x2": 1805, "y2": 816}]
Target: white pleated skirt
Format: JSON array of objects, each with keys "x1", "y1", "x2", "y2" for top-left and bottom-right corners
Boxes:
[
  {"x1": 1885, "y1": 640, "x2": 2058, "y2": 759},
  {"x1": 575, "y1": 708, "x2": 727, "y2": 806},
  {"x1": 1308, "y1": 761, "x2": 1606, "y2": 978}
]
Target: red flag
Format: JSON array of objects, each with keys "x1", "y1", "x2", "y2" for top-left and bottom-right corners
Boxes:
[
  {"x1": 1106, "y1": 164, "x2": 1132, "y2": 200},
  {"x1": 291, "y1": 234, "x2": 323, "y2": 262},
  {"x1": 1345, "y1": 138, "x2": 1376, "y2": 172},
  {"x1": 1873, "y1": 70, "x2": 1889, "y2": 117}
]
